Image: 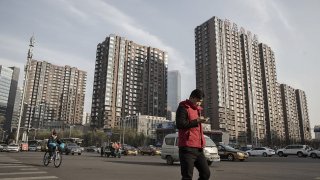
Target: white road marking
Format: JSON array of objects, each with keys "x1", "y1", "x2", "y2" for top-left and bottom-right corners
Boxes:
[
  {"x1": 0, "y1": 166, "x2": 33, "y2": 168},
  {"x1": 0, "y1": 176, "x2": 58, "y2": 180},
  {"x1": 20, "y1": 168, "x2": 39, "y2": 171},
  {"x1": 0, "y1": 172, "x2": 47, "y2": 176}
]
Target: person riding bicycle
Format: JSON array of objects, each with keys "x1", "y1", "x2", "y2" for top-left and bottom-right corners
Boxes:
[{"x1": 47, "y1": 130, "x2": 62, "y2": 161}]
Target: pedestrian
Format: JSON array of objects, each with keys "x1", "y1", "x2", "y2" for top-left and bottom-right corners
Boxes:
[{"x1": 176, "y1": 89, "x2": 210, "y2": 180}]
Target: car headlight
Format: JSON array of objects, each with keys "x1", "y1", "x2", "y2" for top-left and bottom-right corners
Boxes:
[
  {"x1": 204, "y1": 149, "x2": 210, "y2": 155},
  {"x1": 237, "y1": 152, "x2": 244, "y2": 156}
]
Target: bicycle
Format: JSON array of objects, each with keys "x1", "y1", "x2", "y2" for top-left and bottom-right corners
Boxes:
[{"x1": 43, "y1": 144, "x2": 62, "y2": 168}]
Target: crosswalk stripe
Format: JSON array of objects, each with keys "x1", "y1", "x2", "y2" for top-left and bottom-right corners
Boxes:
[
  {"x1": 0, "y1": 166, "x2": 34, "y2": 168},
  {"x1": 20, "y1": 168, "x2": 39, "y2": 171},
  {"x1": 0, "y1": 176, "x2": 58, "y2": 180},
  {"x1": 0, "y1": 172, "x2": 47, "y2": 176}
]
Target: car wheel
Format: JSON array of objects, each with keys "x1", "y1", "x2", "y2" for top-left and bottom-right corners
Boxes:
[
  {"x1": 72, "y1": 153, "x2": 74, "y2": 155},
  {"x1": 311, "y1": 153, "x2": 317, "y2": 158},
  {"x1": 166, "y1": 156, "x2": 174, "y2": 165},
  {"x1": 207, "y1": 161, "x2": 213, "y2": 166},
  {"x1": 227, "y1": 154, "x2": 235, "y2": 161},
  {"x1": 297, "y1": 152, "x2": 303, "y2": 157},
  {"x1": 78, "y1": 153, "x2": 81, "y2": 155},
  {"x1": 262, "y1": 152, "x2": 267, "y2": 157},
  {"x1": 248, "y1": 152, "x2": 251, "y2": 156},
  {"x1": 278, "y1": 151, "x2": 283, "y2": 157}
]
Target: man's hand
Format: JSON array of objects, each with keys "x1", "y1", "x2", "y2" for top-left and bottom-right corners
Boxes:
[{"x1": 197, "y1": 116, "x2": 209, "y2": 123}]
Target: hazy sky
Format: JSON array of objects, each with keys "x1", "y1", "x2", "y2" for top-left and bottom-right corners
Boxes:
[{"x1": 0, "y1": 0, "x2": 319, "y2": 133}]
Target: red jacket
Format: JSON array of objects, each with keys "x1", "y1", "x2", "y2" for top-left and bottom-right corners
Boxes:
[{"x1": 176, "y1": 100, "x2": 206, "y2": 148}]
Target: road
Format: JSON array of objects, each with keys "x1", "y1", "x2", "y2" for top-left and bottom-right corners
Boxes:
[{"x1": 0, "y1": 151, "x2": 319, "y2": 180}]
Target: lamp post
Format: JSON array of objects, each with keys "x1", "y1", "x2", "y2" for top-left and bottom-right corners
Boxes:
[{"x1": 16, "y1": 36, "x2": 35, "y2": 144}]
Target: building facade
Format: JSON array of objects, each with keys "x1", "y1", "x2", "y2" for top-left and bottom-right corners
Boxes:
[
  {"x1": 119, "y1": 114, "x2": 169, "y2": 138},
  {"x1": 0, "y1": 66, "x2": 19, "y2": 134},
  {"x1": 280, "y1": 84, "x2": 300, "y2": 143},
  {"x1": 22, "y1": 59, "x2": 87, "y2": 130},
  {"x1": 295, "y1": 89, "x2": 312, "y2": 143},
  {"x1": 167, "y1": 70, "x2": 181, "y2": 112},
  {"x1": 91, "y1": 34, "x2": 168, "y2": 129},
  {"x1": 194, "y1": 16, "x2": 308, "y2": 145}
]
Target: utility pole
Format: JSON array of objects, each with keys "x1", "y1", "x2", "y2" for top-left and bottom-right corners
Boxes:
[{"x1": 16, "y1": 35, "x2": 35, "y2": 143}]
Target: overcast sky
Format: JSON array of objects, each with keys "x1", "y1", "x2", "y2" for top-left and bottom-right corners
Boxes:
[{"x1": 0, "y1": 0, "x2": 319, "y2": 134}]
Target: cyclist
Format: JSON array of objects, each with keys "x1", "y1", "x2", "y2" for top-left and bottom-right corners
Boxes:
[{"x1": 47, "y1": 129, "x2": 62, "y2": 161}]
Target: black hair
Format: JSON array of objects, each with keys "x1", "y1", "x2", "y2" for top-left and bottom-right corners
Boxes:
[{"x1": 189, "y1": 89, "x2": 205, "y2": 99}]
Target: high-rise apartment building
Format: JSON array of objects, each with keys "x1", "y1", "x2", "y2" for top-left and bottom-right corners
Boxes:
[
  {"x1": 280, "y1": 84, "x2": 300, "y2": 143},
  {"x1": 22, "y1": 59, "x2": 87, "y2": 130},
  {"x1": 259, "y1": 44, "x2": 285, "y2": 144},
  {"x1": 167, "y1": 70, "x2": 181, "y2": 112},
  {"x1": 195, "y1": 16, "x2": 298, "y2": 145},
  {"x1": 0, "y1": 66, "x2": 19, "y2": 134},
  {"x1": 295, "y1": 89, "x2": 311, "y2": 143},
  {"x1": 240, "y1": 30, "x2": 266, "y2": 145},
  {"x1": 195, "y1": 17, "x2": 247, "y2": 143},
  {"x1": 91, "y1": 34, "x2": 168, "y2": 129}
]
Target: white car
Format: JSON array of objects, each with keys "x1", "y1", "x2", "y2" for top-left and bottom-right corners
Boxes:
[
  {"x1": 276, "y1": 145, "x2": 310, "y2": 157},
  {"x1": 308, "y1": 149, "x2": 320, "y2": 158},
  {"x1": 161, "y1": 133, "x2": 220, "y2": 165},
  {"x1": 246, "y1": 147, "x2": 275, "y2": 157},
  {"x1": 7, "y1": 144, "x2": 20, "y2": 152}
]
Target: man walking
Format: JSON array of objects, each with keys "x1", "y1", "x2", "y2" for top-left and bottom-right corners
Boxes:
[{"x1": 176, "y1": 89, "x2": 210, "y2": 180}]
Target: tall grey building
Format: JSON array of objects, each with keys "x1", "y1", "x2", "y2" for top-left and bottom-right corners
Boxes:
[
  {"x1": 194, "y1": 16, "x2": 300, "y2": 145},
  {"x1": 259, "y1": 44, "x2": 285, "y2": 145},
  {"x1": 22, "y1": 60, "x2": 87, "y2": 130},
  {"x1": 0, "y1": 66, "x2": 19, "y2": 134},
  {"x1": 295, "y1": 89, "x2": 311, "y2": 143},
  {"x1": 195, "y1": 17, "x2": 247, "y2": 143},
  {"x1": 280, "y1": 84, "x2": 300, "y2": 143},
  {"x1": 167, "y1": 70, "x2": 181, "y2": 112},
  {"x1": 91, "y1": 34, "x2": 168, "y2": 129},
  {"x1": 11, "y1": 87, "x2": 22, "y2": 130}
]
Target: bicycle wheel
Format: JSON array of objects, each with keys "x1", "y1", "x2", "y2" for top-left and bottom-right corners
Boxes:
[
  {"x1": 43, "y1": 152, "x2": 50, "y2": 166},
  {"x1": 54, "y1": 152, "x2": 62, "y2": 168}
]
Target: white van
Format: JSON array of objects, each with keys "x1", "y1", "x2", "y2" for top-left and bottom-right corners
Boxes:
[{"x1": 161, "y1": 133, "x2": 220, "y2": 165}]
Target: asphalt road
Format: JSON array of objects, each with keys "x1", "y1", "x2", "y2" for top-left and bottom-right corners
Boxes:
[{"x1": 0, "y1": 151, "x2": 319, "y2": 180}]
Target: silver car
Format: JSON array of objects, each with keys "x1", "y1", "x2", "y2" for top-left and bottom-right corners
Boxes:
[
  {"x1": 246, "y1": 147, "x2": 275, "y2": 157},
  {"x1": 308, "y1": 149, "x2": 320, "y2": 158}
]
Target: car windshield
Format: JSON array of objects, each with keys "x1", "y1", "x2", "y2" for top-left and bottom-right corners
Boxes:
[
  {"x1": 222, "y1": 145, "x2": 236, "y2": 151},
  {"x1": 205, "y1": 137, "x2": 216, "y2": 147}
]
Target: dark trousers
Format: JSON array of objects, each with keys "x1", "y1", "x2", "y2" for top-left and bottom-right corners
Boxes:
[{"x1": 179, "y1": 147, "x2": 210, "y2": 180}]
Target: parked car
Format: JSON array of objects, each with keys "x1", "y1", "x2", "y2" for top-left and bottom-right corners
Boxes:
[
  {"x1": 161, "y1": 133, "x2": 220, "y2": 165},
  {"x1": 28, "y1": 144, "x2": 37, "y2": 151},
  {"x1": 246, "y1": 147, "x2": 275, "y2": 157},
  {"x1": 1, "y1": 144, "x2": 8, "y2": 152},
  {"x1": 7, "y1": 144, "x2": 20, "y2": 152},
  {"x1": 122, "y1": 145, "x2": 138, "y2": 156},
  {"x1": 217, "y1": 144, "x2": 248, "y2": 161},
  {"x1": 65, "y1": 143, "x2": 82, "y2": 155},
  {"x1": 308, "y1": 149, "x2": 320, "y2": 158},
  {"x1": 0, "y1": 144, "x2": 7, "y2": 152},
  {"x1": 140, "y1": 145, "x2": 161, "y2": 156},
  {"x1": 86, "y1": 146, "x2": 99, "y2": 152},
  {"x1": 276, "y1": 145, "x2": 311, "y2": 157}
]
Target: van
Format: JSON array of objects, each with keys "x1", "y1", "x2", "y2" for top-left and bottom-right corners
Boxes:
[{"x1": 161, "y1": 133, "x2": 220, "y2": 165}]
